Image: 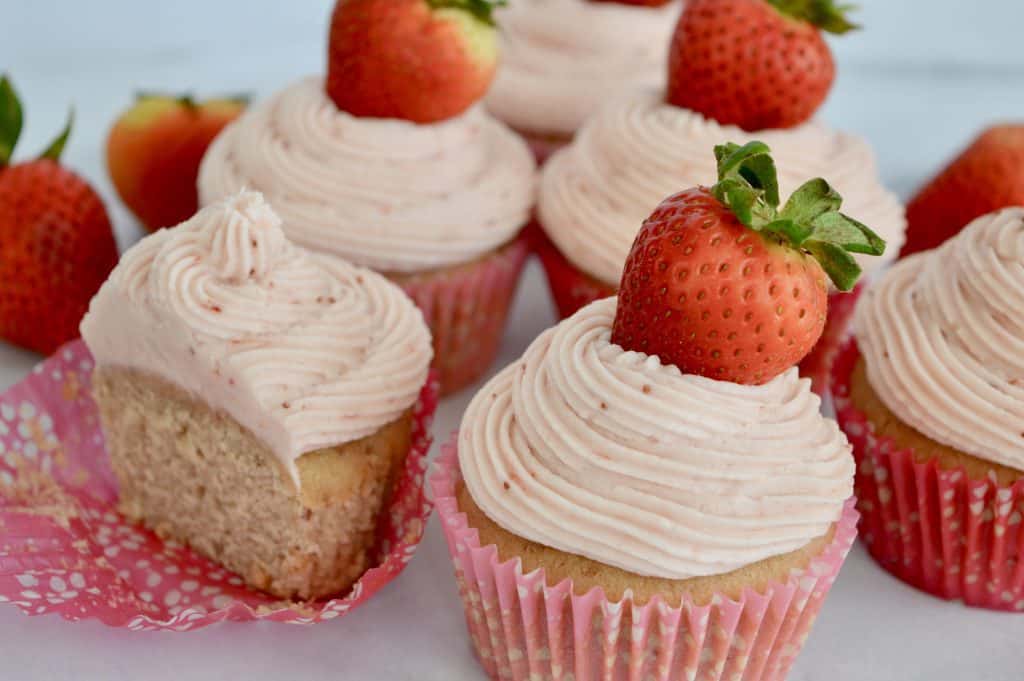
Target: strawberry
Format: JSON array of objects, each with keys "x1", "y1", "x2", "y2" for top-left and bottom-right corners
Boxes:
[
  {"x1": 326, "y1": 0, "x2": 504, "y2": 124},
  {"x1": 901, "y1": 125, "x2": 1024, "y2": 257},
  {"x1": 611, "y1": 141, "x2": 885, "y2": 384},
  {"x1": 667, "y1": 0, "x2": 857, "y2": 131},
  {"x1": 107, "y1": 93, "x2": 246, "y2": 233},
  {"x1": 0, "y1": 76, "x2": 119, "y2": 355}
]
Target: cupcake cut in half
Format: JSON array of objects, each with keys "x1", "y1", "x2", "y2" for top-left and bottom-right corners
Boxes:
[
  {"x1": 535, "y1": 0, "x2": 904, "y2": 392},
  {"x1": 835, "y1": 207, "x2": 1024, "y2": 610},
  {"x1": 81, "y1": 191, "x2": 434, "y2": 600},
  {"x1": 199, "y1": 0, "x2": 537, "y2": 396},
  {"x1": 433, "y1": 142, "x2": 880, "y2": 680}
]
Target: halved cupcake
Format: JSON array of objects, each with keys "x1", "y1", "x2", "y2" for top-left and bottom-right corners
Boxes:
[
  {"x1": 81, "y1": 192, "x2": 434, "y2": 600},
  {"x1": 834, "y1": 207, "x2": 1024, "y2": 611},
  {"x1": 485, "y1": 0, "x2": 684, "y2": 163},
  {"x1": 200, "y1": 1, "x2": 537, "y2": 396}
]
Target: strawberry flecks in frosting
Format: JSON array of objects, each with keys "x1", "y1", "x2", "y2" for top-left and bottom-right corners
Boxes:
[
  {"x1": 855, "y1": 208, "x2": 1024, "y2": 471},
  {"x1": 486, "y1": 0, "x2": 684, "y2": 137},
  {"x1": 198, "y1": 78, "x2": 536, "y2": 273},
  {"x1": 539, "y1": 93, "x2": 906, "y2": 286},
  {"x1": 80, "y1": 191, "x2": 433, "y2": 486},
  {"x1": 458, "y1": 297, "x2": 853, "y2": 579}
]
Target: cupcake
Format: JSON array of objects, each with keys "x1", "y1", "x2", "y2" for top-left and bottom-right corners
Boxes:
[
  {"x1": 535, "y1": 0, "x2": 904, "y2": 392},
  {"x1": 199, "y1": 0, "x2": 537, "y2": 396},
  {"x1": 485, "y1": 0, "x2": 684, "y2": 163},
  {"x1": 433, "y1": 143, "x2": 875, "y2": 679},
  {"x1": 80, "y1": 191, "x2": 434, "y2": 600},
  {"x1": 833, "y1": 207, "x2": 1024, "y2": 611}
]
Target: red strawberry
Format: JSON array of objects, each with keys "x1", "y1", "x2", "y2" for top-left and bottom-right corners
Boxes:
[
  {"x1": 611, "y1": 141, "x2": 885, "y2": 384},
  {"x1": 667, "y1": 0, "x2": 857, "y2": 131},
  {"x1": 326, "y1": 0, "x2": 504, "y2": 124},
  {"x1": 107, "y1": 93, "x2": 246, "y2": 233},
  {"x1": 0, "y1": 76, "x2": 119, "y2": 355},
  {"x1": 901, "y1": 125, "x2": 1024, "y2": 257}
]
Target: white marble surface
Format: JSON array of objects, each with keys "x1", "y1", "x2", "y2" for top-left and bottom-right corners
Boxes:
[{"x1": 3, "y1": 2, "x2": 1024, "y2": 679}]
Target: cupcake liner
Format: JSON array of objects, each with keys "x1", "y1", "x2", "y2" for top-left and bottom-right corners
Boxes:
[
  {"x1": 431, "y1": 435, "x2": 859, "y2": 681},
  {"x1": 534, "y1": 226, "x2": 616, "y2": 320},
  {"x1": 832, "y1": 339, "x2": 1024, "y2": 611},
  {"x1": 0, "y1": 341, "x2": 438, "y2": 630},
  {"x1": 397, "y1": 233, "x2": 530, "y2": 397},
  {"x1": 798, "y1": 285, "x2": 863, "y2": 396}
]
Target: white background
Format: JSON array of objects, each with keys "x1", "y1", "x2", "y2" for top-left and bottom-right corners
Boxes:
[{"x1": 3, "y1": 1, "x2": 1024, "y2": 679}]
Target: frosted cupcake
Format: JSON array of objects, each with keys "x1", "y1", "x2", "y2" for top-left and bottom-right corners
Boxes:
[
  {"x1": 433, "y1": 142, "x2": 875, "y2": 679},
  {"x1": 200, "y1": 1, "x2": 537, "y2": 396},
  {"x1": 535, "y1": 0, "x2": 904, "y2": 392},
  {"x1": 485, "y1": 0, "x2": 684, "y2": 163},
  {"x1": 81, "y1": 192, "x2": 434, "y2": 600},
  {"x1": 834, "y1": 207, "x2": 1024, "y2": 611}
]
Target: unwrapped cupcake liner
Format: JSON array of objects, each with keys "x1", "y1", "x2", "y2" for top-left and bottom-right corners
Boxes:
[
  {"x1": 534, "y1": 225, "x2": 616, "y2": 320},
  {"x1": 431, "y1": 435, "x2": 859, "y2": 681},
  {"x1": 833, "y1": 339, "x2": 1024, "y2": 611},
  {"x1": 0, "y1": 341, "x2": 438, "y2": 630},
  {"x1": 398, "y1": 233, "x2": 530, "y2": 397},
  {"x1": 798, "y1": 285, "x2": 863, "y2": 396}
]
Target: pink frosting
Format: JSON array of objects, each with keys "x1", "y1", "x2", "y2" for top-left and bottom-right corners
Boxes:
[
  {"x1": 81, "y1": 192, "x2": 433, "y2": 486},
  {"x1": 459, "y1": 298, "x2": 853, "y2": 579},
  {"x1": 199, "y1": 78, "x2": 536, "y2": 274}
]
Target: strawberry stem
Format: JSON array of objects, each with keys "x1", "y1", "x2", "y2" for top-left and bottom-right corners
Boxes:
[
  {"x1": 426, "y1": 0, "x2": 507, "y2": 26},
  {"x1": 710, "y1": 141, "x2": 885, "y2": 291},
  {"x1": 0, "y1": 74, "x2": 24, "y2": 167},
  {"x1": 768, "y1": 0, "x2": 859, "y2": 34},
  {"x1": 38, "y1": 107, "x2": 73, "y2": 162}
]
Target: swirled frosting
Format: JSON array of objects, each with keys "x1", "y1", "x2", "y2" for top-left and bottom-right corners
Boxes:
[
  {"x1": 486, "y1": 0, "x2": 684, "y2": 137},
  {"x1": 198, "y1": 78, "x2": 536, "y2": 273},
  {"x1": 459, "y1": 297, "x2": 853, "y2": 579},
  {"x1": 81, "y1": 191, "x2": 433, "y2": 486},
  {"x1": 540, "y1": 92, "x2": 906, "y2": 286},
  {"x1": 855, "y1": 208, "x2": 1024, "y2": 471}
]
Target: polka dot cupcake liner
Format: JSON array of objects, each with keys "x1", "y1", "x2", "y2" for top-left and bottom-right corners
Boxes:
[
  {"x1": 0, "y1": 341, "x2": 437, "y2": 630},
  {"x1": 431, "y1": 435, "x2": 859, "y2": 681},
  {"x1": 833, "y1": 339, "x2": 1024, "y2": 611},
  {"x1": 534, "y1": 224, "x2": 861, "y2": 396}
]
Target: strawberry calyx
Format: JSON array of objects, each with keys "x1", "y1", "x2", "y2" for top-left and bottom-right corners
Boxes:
[
  {"x1": 711, "y1": 141, "x2": 885, "y2": 291},
  {"x1": 39, "y1": 108, "x2": 73, "y2": 162},
  {"x1": 135, "y1": 92, "x2": 251, "y2": 110},
  {"x1": 0, "y1": 75, "x2": 24, "y2": 167},
  {"x1": 767, "y1": 0, "x2": 859, "y2": 35},
  {"x1": 426, "y1": 0, "x2": 507, "y2": 26}
]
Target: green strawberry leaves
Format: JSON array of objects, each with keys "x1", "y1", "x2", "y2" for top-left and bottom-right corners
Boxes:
[
  {"x1": 768, "y1": 0, "x2": 860, "y2": 35},
  {"x1": 0, "y1": 74, "x2": 24, "y2": 167},
  {"x1": 39, "y1": 108, "x2": 73, "y2": 162},
  {"x1": 428, "y1": 0, "x2": 508, "y2": 26},
  {"x1": 711, "y1": 141, "x2": 885, "y2": 291}
]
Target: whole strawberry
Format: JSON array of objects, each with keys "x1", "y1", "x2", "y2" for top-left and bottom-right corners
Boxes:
[
  {"x1": 327, "y1": 0, "x2": 505, "y2": 124},
  {"x1": 901, "y1": 124, "x2": 1024, "y2": 257},
  {"x1": 667, "y1": 0, "x2": 857, "y2": 131},
  {"x1": 611, "y1": 141, "x2": 884, "y2": 384},
  {"x1": 107, "y1": 93, "x2": 246, "y2": 232},
  {"x1": 0, "y1": 76, "x2": 118, "y2": 355}
]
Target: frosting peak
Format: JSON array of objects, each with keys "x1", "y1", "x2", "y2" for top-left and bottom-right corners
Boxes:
[
  {"x1": 855, "y1": 208, "x2": 1024, "y2": 470},
  {"x1": 81, "y1": 192, "x2": 433, "y2": 485},
  {"x1": 459, "y1": 297, "x2": 853, "y2": 579}
]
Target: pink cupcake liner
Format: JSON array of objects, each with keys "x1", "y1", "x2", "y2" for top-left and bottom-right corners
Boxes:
[
  {"x1": 431, "y1": 435, "x2": 859, "y2": 681},
  {"x1": 797, "y1": 285, "x2": 863, "y2": 396},
  {"x1": 398, "y1": 233, "x2": 530, "y2": 397},
  {"x1": 0, "y1": 340, "x2": 438, "y2": 630},
  {"x1": 832, "y1": 339, "x2": 1024, "y2": 611}
]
